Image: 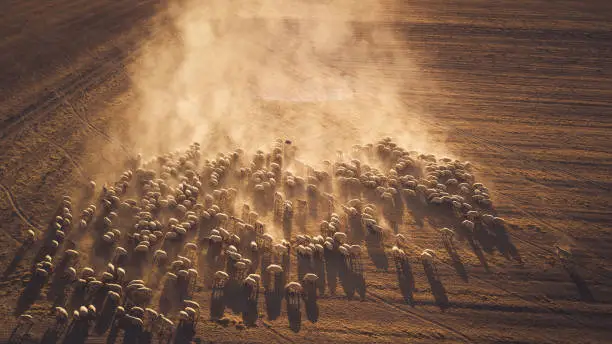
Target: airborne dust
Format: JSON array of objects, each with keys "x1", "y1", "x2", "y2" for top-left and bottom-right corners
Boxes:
[{"x1": 126, "y1": 0, "x2": 447, "y2": 164}]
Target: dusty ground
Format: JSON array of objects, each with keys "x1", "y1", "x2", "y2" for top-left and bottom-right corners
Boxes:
[{"x1": 1, "y1": 0, "x2": 611, "y2": 343}]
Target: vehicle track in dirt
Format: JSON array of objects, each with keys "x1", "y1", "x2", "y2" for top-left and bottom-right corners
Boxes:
[
  {"x1": 44, "y1": 140, "x2": 90, "y2": 182},
  {"x1": 0, "y1": 48, "x2": 124, "y2": 141},
  {"x1": 0, "y1": 0, "x2": 157, "y2": 118},
  {"x1": 0, "y1": 0, "x2": 158, "y2": 142},
  {"x1": 366, "y1": 291, "x2": 471, "y2": 342},
  {"x1": 53, "y1": 90, "x2": 134, "y2": 158},
  {"x1": 0, "y1": 183, "x2": 43, "y2": 235}
]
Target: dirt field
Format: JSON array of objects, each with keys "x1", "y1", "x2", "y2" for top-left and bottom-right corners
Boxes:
[{"x1": 1, "y1": 0, "x2": 611, "y2": 343}]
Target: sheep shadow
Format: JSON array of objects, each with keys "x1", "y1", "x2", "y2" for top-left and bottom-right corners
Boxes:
[
  {"x1": 347, "y1": 216, "x2": 365, "y2": 243},
  {"x1": 62, "y1": 321, "x2": 90, "y2": 344},
  {"x1": 286, "y1": 302, "x2": 301, "y2": 333},
  {"x1": 426, "y1": 207, "x2": 459, "y2": 232},
  {"x1": 444, "y1": 242, "x2": 468, "y2": 282},
  {"x1": 314, "y1": 258, "x2": 326, "y2": 296},
  {"x1": 388, "y1": 194, "x2": 405, "y2": 235},
  {"x1": 297, "y1": 256, "x2": 313, "y2": 285},
  {"x1": 352, "y1": 273, "x2": 367, "y2": 301},
  {"x1": 242, "y1": 298, "x2": 259, "y2": 326},
  {"x1": 48, "y1": 279, "x2": 71, "y2": 308},
  {"x1": 126, "y1": 253, "x2": 149, "y2": 281},
  {"x1": 490, "y1": 223, "x2": 523, "y2": 265},
  {"x1": 247, "y1": 250, "x2": 260, "y2": 275},
  {"x1": 405, "y1": 202, "x2": 426, "y2": 228},
  {"x1": 281, "y1": 257, "x2": 291, "y2": 285},
  {"x1": 159, "y1": 291, "x2": 175, "y2": 316},
  {"x1": 94, "y1": 301, "x2": 119, "y2": 335},
  {"x1": 338, "y1": 266, "x2": 355, "y2": 300},
  {"x1": 210, "y1": 286, "x2": 227, "y2": 320},
  {"x1": 140, "y1": 331, "x2": 154, "y2": 344},
  {"x1": 173, "y1": 322, "x2": 196, "y2": 344},
  {"x1": 395, "y1": 258, "x2": 415, "y2": 305},
  {"x1": 67, "y1": 284, "x2": 87, "y2": 313},
  {"x1": 264, "y1": 290, "x2": 283, "y2": 320},
  {"x1": 338, "y1": 267, "x2": 367, "y2": 301},
  {"x1": 121, "y1": 323, "x2": 143, "y2": 344},
  {"x1": 2, "y1": 245, "x2": 29, "y2": 279},
  {"x1": 41, "y1": 327, "x2": 63, "y2": 344},
  {"x1": 225, "y1": 280, "x2": 246, "y2": 315},
  {"x1": 282, "y1": 218, "x2": 293, "y2": 241},
  {"x1": 423, "y1": 263, "x2": 449, "y2": 310},
  {"x1": 365, "y1": 232, "x2": 389, "y2": 271},
  {"x1": 8, "y1": 323, "x2": 34, "y2": 344},
  {"x1": 323, "y1": 250, "x2": 340, "y2": 295},
  {"x1": 473, "y1": 223, "x2": 497, "y2": 254},
  {"x1": 14, "y1": 276, "x2": 46, "y2": 315},
  {"x1": 93, "y1": 243, "x2": 114, "y2": 267},
  {"x1": 260, "y1": 253, "x2": 272, "y2": 282},
  {"x1": 304, "y1": 286, "x2": 319, "y2": 323},
  {"x1": 467, "y1": 237, "x2": 489, "y2": 273},
  {"x1": 565, "y1": 266, "x2": 595, "y2": 302},
  {"x1": 105, "y1": 320, "x2": 122, "y2": 344},
  {"x1": 146, "y1": 269, "x2": 166, "y2": 290},
  {"x1": 305, "y1": 300, "x2": 319, "y2": 323}
]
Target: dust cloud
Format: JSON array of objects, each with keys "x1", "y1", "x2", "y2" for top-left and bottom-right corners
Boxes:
[{"x1": 127, "y1": 0, "x2": 445, "y2": 163}]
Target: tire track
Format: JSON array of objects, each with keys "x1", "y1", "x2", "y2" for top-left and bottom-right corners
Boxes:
[
  {"x1": 45, "y1": 139, "x2": 90, "y2": 182},
  {"x1": 366, "y1": 291, "x2": 471, "y2": 342},
  {"x1": 53, "y1": 90, "x2": 134, "y2": 158},
  {"x1": 259, "y1": 320, "x2": 297, "y2": 344},
  {"x1": 448, "y1": 123, "x2": 610, "y2": 192},
  {"x1": 0, "y1": 0, "x2": 156, "y2": 142},
  {"x1": 0, "y1": 46, "x2": 125, "y2": 140},
  {"x1": 0, "y1": 0, "x2": 155, "y2": 116},
  {"x1": 0, "y1": 182, "x2": 42, "y2": 234}
]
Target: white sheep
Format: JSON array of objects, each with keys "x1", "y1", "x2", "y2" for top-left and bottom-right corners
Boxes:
[
  {"x1": 461, "y1": 220, "x2": 475, "y2": 231},
  {"x1": 333, "y1": 232, "x2": 347, "y2": 244}
]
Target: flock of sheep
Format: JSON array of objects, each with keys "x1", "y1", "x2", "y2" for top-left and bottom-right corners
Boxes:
[{"x1": 8, "y1": 137, "x2": 519, "y2": 343}]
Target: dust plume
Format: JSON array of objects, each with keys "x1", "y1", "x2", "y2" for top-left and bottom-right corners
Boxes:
[{"x1": 127, "y1": 0, "x2": 444, "y2": 163}]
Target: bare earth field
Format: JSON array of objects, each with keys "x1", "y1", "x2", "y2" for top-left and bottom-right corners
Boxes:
[{"x1": 1, "y1": 0, "x2": 611, "y2": 343}]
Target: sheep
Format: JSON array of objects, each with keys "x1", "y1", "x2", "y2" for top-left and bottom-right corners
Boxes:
[
  {"x1": 466, "y1": 210, "x2": 479, "y2": 221},
  {"x1": 155, "y1": 316, "x2": 175, "y2": 342},
  {"x1": 23, "y1": 229, "x2": 37, "y2": 246},
  {"x1": 461, "y1": 220, "x2": 475, "y2": 232},
  {"x1": 54, "y1": 307, "x2": 69, "y2": 334},
  {"x1": 333, "y1": 232, "x2": 347, "y2": 245},
  {"x1": 264, "y1": 264, "x2": 284, "y2": 293},
  {"x1": 556, "y1": 245, "x2": 572, "y2": 263},
  {"x1": 81, "y1": 267, "x2": 95, "y2": 279},
  {"x1": 421, "y1": 249, "x2": 435, "y2": 263},
  {"x1": 481, "y1": 214, "x2": 495, "y2": 225},
  {"x1": 285, "y1": 282, "x2": 303, "y2": 311},
  {"x1": 391, "y1": 246, "x2": 406, "y2": 260},
  {"x1": 493, "y1": 217, "x2": 505, "y2": 226},
  {"x1": 394, "y1": 233, "x2": 408, "y2": 247}
]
